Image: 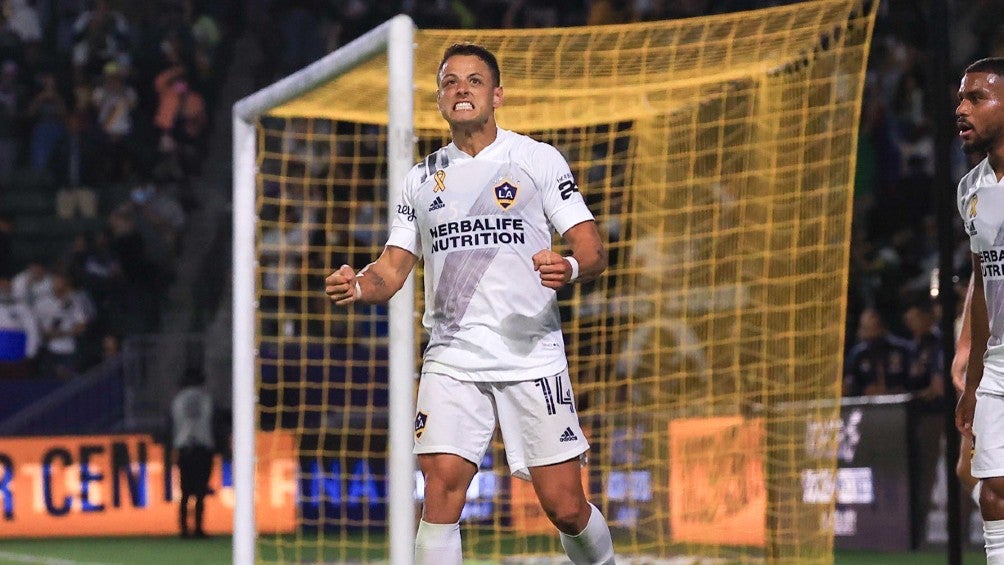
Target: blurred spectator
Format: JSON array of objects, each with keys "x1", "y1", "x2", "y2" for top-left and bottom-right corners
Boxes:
[
  {"x1": 107, "y1": 204, "x2": 165, "y2": 335},
  {"x1": 0, "y1": 214, "x2": 11, "y2": 275},
  {"x1": 130, "y1": 181, "x2": 186, "y2": 254},
  {"x1": 0, "y1": 9, "x2": 23, "y2": 69},
  {"x1": 71, "y1": 0, "x2": 131, "y2": 84},
  {"x1": 53, "y1": 0, "x2": 86, "y2": 58},
  {"x1": 903, "y1": 299, "x2": 945, "y2": 402},
  {"x1": 5, "y1": 0, "x2": 40, "y2": 44},
  {"x1": 100, "y1": 332, "x2": 119, "y2": 360},
  {"x1": 34, "y1": 271, "x2": 92, "y2": 379},
  {"x1": 902, "y1": 297, "x2": 945, "y2": 548},
  {"x1": 5, "y1": 0, "x2": 40, "y2": 69},
  {"x1": 0, "y1": 274, "x2": 39, "y2": 378},
  {"x1": 843, "y1": 307, "x2": 912, "y2": 396},
  {"x1": 0, "y1": 59, "x2": 23, "y2": 180},
  {"x1": 153, "y1": 65, "x2": 207, "y2": 178},
  {"x1": 11, "y1": 260, "x2": 53, "y2": 306},
  {"x1": 75, "y1": 228, "x2": 123, "y2": 301},
  {"x1": 190, "y1": 8, "x2": 222, "y2": 107},
  {"x1": 586, "y1": 0, "x2": 634, "y2": 25},
  {"x1": 91, "y1": 60, "x2": 137, "y2": 181},
  {"x1": 53, "y1": 83, "x2": 103, "y2": 187},
  {"x1": 27, "y1": 70, "x2": 69, "y2": 177}
]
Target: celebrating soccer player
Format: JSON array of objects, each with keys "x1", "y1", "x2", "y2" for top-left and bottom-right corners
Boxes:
[{"x1": 325, "y1": 43, "x2": 614, "y2": 564}]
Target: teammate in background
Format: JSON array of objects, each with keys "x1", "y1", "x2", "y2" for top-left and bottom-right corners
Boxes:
[
  {"x1": 171, "y1": 367, "x2": 215, "y2": 538},
  {"x1": 325, "y1": 43, "x2": 614, "y2": 564},
  {"x1": 954, "y1": 56, "x2": 1004, "y2": 564}
]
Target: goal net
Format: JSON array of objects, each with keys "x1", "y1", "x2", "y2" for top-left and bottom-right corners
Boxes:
[{"x1": 236, "y1": 1, "x2": 877, "y2": 562}]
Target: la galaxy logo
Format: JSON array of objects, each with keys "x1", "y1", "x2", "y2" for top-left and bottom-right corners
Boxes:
[
  {"x1": 494, "y1": 179, "x2": 518, "y2": 210},
  {"x1": 415, "y1": 411, "x2": 428, "y2": 439},
  {"x1": 966, "y1": 194, "x2": 979, "y2": 236}
]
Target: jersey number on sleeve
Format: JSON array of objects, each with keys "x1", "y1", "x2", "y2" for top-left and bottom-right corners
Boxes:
[{"x1": 558, "y1": 180, "x2": 580, "y2": 200}]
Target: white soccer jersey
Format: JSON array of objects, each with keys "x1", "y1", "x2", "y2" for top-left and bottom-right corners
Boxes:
[
  {"x1": 385, "y1": 128, "x2": 594, "y2": 382},
  {"x1": 959, "y1": 156, "x2": 1004, "y2": 394}
]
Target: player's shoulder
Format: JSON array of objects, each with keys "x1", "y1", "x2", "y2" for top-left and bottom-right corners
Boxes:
[
  {"x1": 409, "y1": 146, "x2": 451, "y2": 185},
  {"x1": 959, "y1": 157, "x2": 991, "y2": 191},
  {"x1": 499, "y1": 128, "x2": 567, "y2": 169}
]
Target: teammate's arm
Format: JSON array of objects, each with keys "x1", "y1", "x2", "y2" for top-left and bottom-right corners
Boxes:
[
  {"x1": 957, "y1": 252, "x2": 988, "y2": 437},
  {"x1": 952, "y1": 275, "x2": 975, "y2": 394},
  {"x1": 325, "y1": 245, "x2": 418, "y2": 306},
  {"x1": 533, "y1": 220, "x2": 607, "y2": 290}
]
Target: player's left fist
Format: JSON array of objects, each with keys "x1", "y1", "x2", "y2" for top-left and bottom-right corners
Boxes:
[{"x1": 532, "y1": 249, "x2": 571, "y2": 290}]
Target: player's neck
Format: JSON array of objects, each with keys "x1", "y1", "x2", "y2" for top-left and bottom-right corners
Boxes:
[{"x1": 451, "y1": 123, "x2": 498, "y2": 157}]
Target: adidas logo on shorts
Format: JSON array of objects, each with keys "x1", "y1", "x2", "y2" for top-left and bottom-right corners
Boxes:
[
  {"x1": 429, "y1": 196, "x2": 445, "y2": 211},
  {"x1": 559, "y1": 427, "x2": 578, "y2": 442}
]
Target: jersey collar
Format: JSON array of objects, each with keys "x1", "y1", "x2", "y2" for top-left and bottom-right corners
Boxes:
[{"x1": 447, "y1": 127, "x2": 510, "y2": 160}]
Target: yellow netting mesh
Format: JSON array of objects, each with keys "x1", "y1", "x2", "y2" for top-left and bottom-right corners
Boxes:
[{"x1": 253, "y1": 1, "x2": 876, "y2": 562}]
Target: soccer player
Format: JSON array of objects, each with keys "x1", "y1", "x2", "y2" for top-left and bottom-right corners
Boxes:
[
  {"x1": 325, "y1": 43, "x2": 615, "y2": 564},
  {"x1": 954, "y1": 56, "x2": 1004, "y2": 564}
]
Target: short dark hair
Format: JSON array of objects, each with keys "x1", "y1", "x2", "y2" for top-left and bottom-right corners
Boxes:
[
  {"x1": 439, "y1": 43, "x2": 501, "y2": 87},
  {"x1": 965, "y1": 57, "x2": 1004, "y2": 77}
]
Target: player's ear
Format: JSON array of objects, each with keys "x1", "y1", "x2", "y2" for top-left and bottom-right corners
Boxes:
[{"x1": 493, "y1": 85, "x2": 504, "y2": 108}]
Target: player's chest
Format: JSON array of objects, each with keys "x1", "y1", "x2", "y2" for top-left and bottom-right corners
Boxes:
[
  {"x1": 416, "y1": 161, "x2": 539, "y2": 222},
  {"x1": 963, "y1": 183, "x2": 1004, "y2": 249}
]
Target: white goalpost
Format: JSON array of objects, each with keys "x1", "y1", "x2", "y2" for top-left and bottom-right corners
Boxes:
[{"x1": 231, "y1": 15, "x2": 416, "y2": 564}]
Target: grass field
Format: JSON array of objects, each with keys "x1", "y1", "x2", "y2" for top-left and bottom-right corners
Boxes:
[{"x1": 0, "y1": 537, "x2": 990, "y2": 565}]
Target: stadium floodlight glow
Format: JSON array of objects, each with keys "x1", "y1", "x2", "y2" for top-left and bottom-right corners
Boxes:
[{"x1": 232, "y1": 15, "x2": 415, "y2": 565}]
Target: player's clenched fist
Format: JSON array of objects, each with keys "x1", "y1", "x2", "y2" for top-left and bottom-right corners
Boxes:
[
  {"x1": 532, "y1": 250, "x2": 573, "y2": 290},
  {"x1": 325, "y1": 264, "x2": 359, "y2": 305}
]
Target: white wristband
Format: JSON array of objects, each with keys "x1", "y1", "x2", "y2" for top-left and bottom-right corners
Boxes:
[
  {"x1": 354, "y1": 273, "x2": 364, "y2": 301},
  {"x1": 565, "y1": 256, "x2": 579, "y2": 282}
]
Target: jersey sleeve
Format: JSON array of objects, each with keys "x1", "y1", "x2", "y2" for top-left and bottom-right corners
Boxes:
[
  {"x1": 531, "y1": 142, "x2": 595, "y2": 236},
  {"x1": 385, "y1": 164, "x2": 423, "y2": 255}
]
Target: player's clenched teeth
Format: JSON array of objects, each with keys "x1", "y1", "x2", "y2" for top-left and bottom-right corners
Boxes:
[{"x1": 454, "y1": 101, "x2": 473, "y2": 110}]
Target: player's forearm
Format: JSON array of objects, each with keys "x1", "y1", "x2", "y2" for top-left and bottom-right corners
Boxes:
[
  {"x1": 563, "y1": 220, "x2": 607, "y2": 283},
  {"x1": 567, "y1": 244, "x2": 607, "y2": 283},
  {"x1": 354, "y1": 264, "x2": 403, "y2": 305},
  {"x1": 952, "y1": 277, "x2": 974, "y2": 391},
  {"x1": 354, "y1": 246, "x2": 417, "y2": 305}
]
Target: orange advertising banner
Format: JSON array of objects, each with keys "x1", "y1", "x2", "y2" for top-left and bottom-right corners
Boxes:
[
  {"x1": 0, "y1": 433, "x2": 296, "y2": 538},
  {"x1": 669, "y1": 416, "x2": 766, "y2": 546}
]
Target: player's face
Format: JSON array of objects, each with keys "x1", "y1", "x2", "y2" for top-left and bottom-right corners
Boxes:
[
  {"x1": 957, "y1": 71, "x2": 1004, "y2": 154},
  {"x1": 437, "y1": 55, "x2": 503, "y2": 129}
]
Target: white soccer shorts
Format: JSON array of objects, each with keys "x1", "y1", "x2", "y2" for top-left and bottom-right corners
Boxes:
[
  {"x1": 413, "y1": 369, "x2": 590, "y2": 481},
  {"x1": 972, "y1": 390, "x2": 1004, "y2": 479}
]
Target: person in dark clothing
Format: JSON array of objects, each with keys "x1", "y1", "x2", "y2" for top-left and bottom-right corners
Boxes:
[
  {"x1": 171, "y1": 367, "x2": 214, "y2": 538},
  {"x1": 843, "y1": 307, "x2": 912, "y2": 396}
]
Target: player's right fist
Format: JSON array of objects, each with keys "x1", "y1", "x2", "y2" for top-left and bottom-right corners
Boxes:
[{"x1": 325, "y1": 264, "x2": 359, "y2": 306}]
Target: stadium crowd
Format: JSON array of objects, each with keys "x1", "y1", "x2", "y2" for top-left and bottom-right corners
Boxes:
[{"x1": 0, "y1": 0, "x2": 236, "y2": 378}]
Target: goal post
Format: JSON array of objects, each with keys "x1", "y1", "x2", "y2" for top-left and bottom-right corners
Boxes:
[
  {"x1": 234, "y1": 1, "x2": 878, "y2": 563},
  {"x1": 231, "y1": 15, "x2": 415, "y2": 564}
]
